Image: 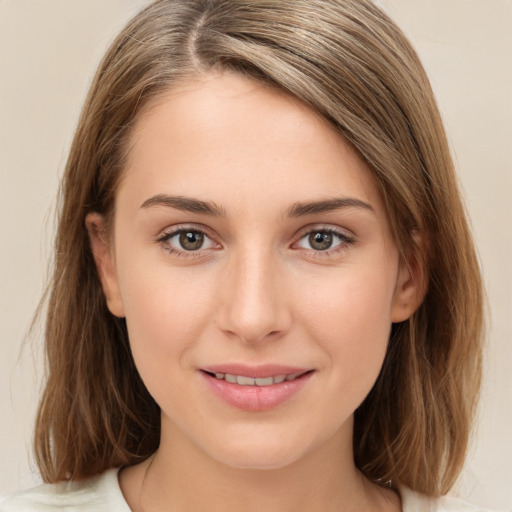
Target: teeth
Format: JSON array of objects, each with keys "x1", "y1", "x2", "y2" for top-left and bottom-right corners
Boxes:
[
  {"x1": 211, "y1": 372, "x2": 305, "y2": 386},
  {"x1": 237, "y1": 375, "x2": 255, "y2": 386},
  {"x1": 255, "y1": 377, "x2": 274, "y2": 386}
]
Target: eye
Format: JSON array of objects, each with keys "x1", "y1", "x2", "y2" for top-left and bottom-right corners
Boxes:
[
  {"x1": 175, "y1": 230, "x2": 207, "y2": 251},
  {"x1": 158, "y1": 227, "x2": 218, "y2": 254},
  {"x1": 294, "y1": 228, "x2": 354, "y2": 252}
]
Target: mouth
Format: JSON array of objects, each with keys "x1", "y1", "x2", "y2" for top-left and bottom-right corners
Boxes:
[
  {"x1": 199, "y1": 366, "x2": 315, "y2": 411},
  {"x1": 201, "y1": 369, "x2": 313, "y2": 387}
]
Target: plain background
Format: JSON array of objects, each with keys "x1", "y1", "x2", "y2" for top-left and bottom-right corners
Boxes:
[{"x1": 0, "y1": 1, "x2": 511, "y2": 509}]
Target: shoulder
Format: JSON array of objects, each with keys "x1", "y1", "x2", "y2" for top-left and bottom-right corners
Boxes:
[
  {"x1": 400, "y1": 487, "x2": 505, "y2": 512},
  {"x1": 0, "y1": 468, "x2": 130, "y2": 512}
]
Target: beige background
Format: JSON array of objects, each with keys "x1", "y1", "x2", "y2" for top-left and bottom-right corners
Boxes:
[{"x1": 0, "y1": 1, "x2": 510, "y2": 509}]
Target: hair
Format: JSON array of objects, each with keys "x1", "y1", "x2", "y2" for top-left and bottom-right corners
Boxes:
[{"x1": 34, "y1": 0, "x2": 483, "y2": 496}]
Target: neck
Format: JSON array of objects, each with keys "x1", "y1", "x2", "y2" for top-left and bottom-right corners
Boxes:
[{"x1": 121, "y1": 416, "x2": 400, "y2": 512}]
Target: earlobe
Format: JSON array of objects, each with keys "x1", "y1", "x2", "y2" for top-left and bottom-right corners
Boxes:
[
  {"x1": 391, "y1": 237, "x2": 428, "y2": 323},
  {"x1": 85, "y1": 213, "x2": 125, "y2": 318}
]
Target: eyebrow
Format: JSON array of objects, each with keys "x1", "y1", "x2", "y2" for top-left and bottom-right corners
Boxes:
[
  {"x1": 286, "y1": 197, "x2": 374, "y2": 217},
  {"x1": 140, "y1": 194, "x2": 374, "y2": 218},
  {"x1": 140, "y1": 194, "x2": 227, "y2": 217}
]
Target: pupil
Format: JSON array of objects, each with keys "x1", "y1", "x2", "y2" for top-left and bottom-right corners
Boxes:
[
  {"x1": 309, "y1": 232, "x2": 332, "y2": 250},
  {"x1": 180, "y1": 231, "x2": 204, "y2": 251}
]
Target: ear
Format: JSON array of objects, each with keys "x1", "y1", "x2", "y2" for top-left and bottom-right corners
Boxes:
[
  {"x1": 85, "y1": 212, "x2": 125, "y2": 318},
  {"x1": 391, "y1": 234, "x2": 428, "y2": 323}
]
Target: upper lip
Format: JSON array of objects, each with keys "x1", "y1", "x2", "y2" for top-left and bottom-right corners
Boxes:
[{"x1": 200, "y1": 364, "x2": 313, "y2": 379}]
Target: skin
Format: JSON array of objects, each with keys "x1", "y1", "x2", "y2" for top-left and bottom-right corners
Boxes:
[{"x1": 87, "y1": 72, "x2": 423, "y2": 511}]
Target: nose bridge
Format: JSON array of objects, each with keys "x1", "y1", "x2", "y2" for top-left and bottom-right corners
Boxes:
[{"x1": 218, "y1": 243, "x2": 289, "y2": 343}]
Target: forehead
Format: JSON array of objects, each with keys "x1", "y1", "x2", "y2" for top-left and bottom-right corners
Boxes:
[{"x1": 118, "y1": 71, "x2": 384, "y2": 217}]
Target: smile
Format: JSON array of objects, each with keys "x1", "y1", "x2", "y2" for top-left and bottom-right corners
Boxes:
[
  {"x1": 200, "y1": 367, "x2": 315, "y2": 411},
  {"x1": 204, "y1": 371, "x2": 307, "y2": 386}
]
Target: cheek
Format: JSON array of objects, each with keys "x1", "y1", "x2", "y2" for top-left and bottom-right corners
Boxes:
[
  {"x1": 300, "y1": 262, "x2": 396, "y2": 336},
  {"x1": 298, "y1": 266, "x2": 396, "y2": 394},
  {"x1": 115, "y1": 252, "x2": 217, "y2": 380}
]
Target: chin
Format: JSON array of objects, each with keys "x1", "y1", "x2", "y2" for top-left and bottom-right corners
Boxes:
[
  {"x1": 199, "y1": 424, "x2": 320, "y2": 471},
  {"x1": 212, "y1": 446, "x2": 303, "y2": 471}
]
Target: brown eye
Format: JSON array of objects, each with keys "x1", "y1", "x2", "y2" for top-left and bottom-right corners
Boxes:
[
  {"x1": 159, "y1": 227, "x2": 218, "y2": 256},
  {"x1": 179, "y1": 231, "x2": 205, "y2": 251},
  {"x1": 295, "y1": 228, "x2": 353, "y2": 254},
  {"x1": 308, "y1": 232, "x2": 333, "y2": 251}
]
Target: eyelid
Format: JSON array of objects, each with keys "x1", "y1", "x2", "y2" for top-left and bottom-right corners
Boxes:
[
  {"x1": 291, "y1": 224, "x2": 356, "y2": 255},
  {"x1": 293, "y1": 223, "x2": 355, "y2": 241},
  {"x1": 155, "y1": 222, "x2": 355, "y2": 259},
  {"x1": 156, "y1": 223, "x2": 222, "y2": 256}
]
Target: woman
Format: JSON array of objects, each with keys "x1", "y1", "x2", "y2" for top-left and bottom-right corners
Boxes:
[{"x1": 1, "y1": 0, "x2": 488, "y2": 510}]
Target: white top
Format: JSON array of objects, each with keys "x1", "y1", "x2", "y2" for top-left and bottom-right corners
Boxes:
[{"x1": 0, "y1": 468, "x2": 500, "y2": 511}]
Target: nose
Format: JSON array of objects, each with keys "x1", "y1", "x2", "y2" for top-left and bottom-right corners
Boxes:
[{"x1": 216, "y1": 248, "x2": 292, "y2": 345}]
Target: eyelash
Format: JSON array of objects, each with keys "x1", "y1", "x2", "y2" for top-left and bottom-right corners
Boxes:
[
  {"x1": 293, "y1": 226, "x2": 356, "y2": 259},
  {"x1": 156, "y1": 225, "x2": 216, "y2": 258},
  {"x1": 156, "y1": 225, "x2": 356, "y2": 259}
]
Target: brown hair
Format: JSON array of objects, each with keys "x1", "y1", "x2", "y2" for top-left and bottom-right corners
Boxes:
[{"x1": 35, "y1": 0, "x2": 483, "y2": 496}]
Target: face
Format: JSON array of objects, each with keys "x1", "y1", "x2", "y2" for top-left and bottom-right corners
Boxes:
[{"x1": 88, "y1": 72, "x2": 420, "y2": 471}]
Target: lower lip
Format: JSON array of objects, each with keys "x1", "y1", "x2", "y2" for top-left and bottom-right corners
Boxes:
[{"x1": 200, "y1": 371, "x2": 314, "y2": 412}]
